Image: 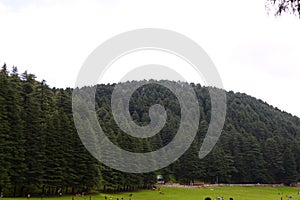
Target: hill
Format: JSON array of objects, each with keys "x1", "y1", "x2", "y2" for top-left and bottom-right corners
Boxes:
[{"x1": 0, "y1": 64, "x2": 299, "y2": 196}]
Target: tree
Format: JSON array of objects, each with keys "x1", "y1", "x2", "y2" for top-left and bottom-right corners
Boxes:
[
  {"x1": 176, "y1": 141, "x2": 203, "y2": 185},
  {"x1": 7, "y1": 67, "x2": 27, "y2": 196},
  {"x1": 266, "y1": 0, "x2": 300, "y2": 17},
  {"x1": 1, "y1": 66, "x2": 300, "y2": 194},
  {"x1": 264, "y1": 138, "x2": 284, "y2": 183},
  {"x1": 202, "y1": 146, "x2": 235, "y2": 184},
  {"x1": 21, "y1": 71, "x2": 46, "y2": 193},
  {"x1": 0, "y1": 64, "x2": 12, "y2": 193},
  {"x1": 282, "y1": 146, "x2": 298, "y2": 184}
]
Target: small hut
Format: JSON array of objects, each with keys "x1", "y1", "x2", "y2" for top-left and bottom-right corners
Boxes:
[{"x1": 157, "y1": 175, "x2": 164, "y2": 184}]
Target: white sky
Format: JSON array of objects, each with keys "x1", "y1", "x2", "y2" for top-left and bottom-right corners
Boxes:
[{"x1": 0, "y1": 0, "x2": 300, "y2": 117}]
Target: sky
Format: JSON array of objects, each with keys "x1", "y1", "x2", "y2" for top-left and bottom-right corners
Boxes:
[{"x1": 0, "y1": 0, "x2": 300, "y2": 117}]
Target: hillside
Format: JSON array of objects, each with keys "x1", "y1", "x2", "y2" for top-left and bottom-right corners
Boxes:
[{"x1": 0, "y1": 64, "x2": 300, "y2": 196}]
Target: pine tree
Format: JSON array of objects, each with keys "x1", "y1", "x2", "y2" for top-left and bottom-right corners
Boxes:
[
  {"x1": 0, "y1": 64, "x2": 12, "y2": 193},
  {"x1": 282, "y1": 146, "x2": 298, "y2": 184},
  {"x1": 7, "y1": 67, "x2": 27, "y2": 196},
  {"x1": 21, "y1": 72, "x2": 45, "y2": 192},
  {"x1": 264, "y1": 138, "x2": 284, "y2": 183}
]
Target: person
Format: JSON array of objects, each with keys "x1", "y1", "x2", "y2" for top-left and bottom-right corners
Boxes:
[
  {"x1": 72, "y1": 195, "x2": 75, "y2": 200},
  {"x1": 89, "y1": 195, "x2": 92, "y2": 200},
  {"x1": 27, "y1": 193, "x2": 31, "y2": 200},
  {"x1": 0, "y1": 192, "x2": 3, "y2": 198}
]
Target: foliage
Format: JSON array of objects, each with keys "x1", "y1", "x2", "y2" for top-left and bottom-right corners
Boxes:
[
  {"x1": 266, "y1": 0, "x2": 300, "y2": 17},
  {"x1": 1, "y1": 64, "x2": 300, "y2": 196}
]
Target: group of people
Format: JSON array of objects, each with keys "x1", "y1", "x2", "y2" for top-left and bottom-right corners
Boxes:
[
  {"x1": 104, "y1": 193, "x2": 132, "y2": 200},
  {"x1": 151, "y1": 186, "x2": 164, "y2": 195},
  {"x1": 205, "y1": 197, "x2": 233, "y2": 200}
]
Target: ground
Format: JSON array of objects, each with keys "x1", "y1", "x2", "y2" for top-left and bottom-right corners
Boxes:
[{"x1": 2, "y1": 186, "x2": 300, "y2": 200}]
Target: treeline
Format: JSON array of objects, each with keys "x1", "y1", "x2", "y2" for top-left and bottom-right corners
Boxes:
[{"x1": 1, "y1": 64, "x2": 300, "y2": 196}]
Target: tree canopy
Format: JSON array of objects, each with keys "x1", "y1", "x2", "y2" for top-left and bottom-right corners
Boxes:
[
  {"x1": 0, "y1": 64, "x2": 300, "y2": 196},
  {"x1": 266, "y1": 0, "x2": 300, "y2": 17}
]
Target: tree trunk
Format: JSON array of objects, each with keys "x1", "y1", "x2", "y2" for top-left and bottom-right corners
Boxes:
[{"x1": 13, "y1": 184, "x2": 16, "y2": 197}]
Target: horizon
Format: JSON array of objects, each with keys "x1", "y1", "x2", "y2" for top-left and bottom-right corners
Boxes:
[
  {"x1": 1, "y1": 63, "x2": 298, "y2": 119},
  {"x1": 0, "y1": 0, "x2": 300, "y2": 117}
]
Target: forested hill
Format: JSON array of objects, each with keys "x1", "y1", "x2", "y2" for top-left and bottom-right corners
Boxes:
[{"x1": 0, "y1": 64, "x2": 300, "y2": 196}]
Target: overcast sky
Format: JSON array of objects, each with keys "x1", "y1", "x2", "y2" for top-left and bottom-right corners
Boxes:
[{"x1": 0, "y1": 0, "x2": 300, "y2": 117}]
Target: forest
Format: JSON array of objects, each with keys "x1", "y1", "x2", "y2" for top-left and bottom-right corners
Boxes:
[{"x1": 0, "y1": 64, "x2": 300, "y2": 196}]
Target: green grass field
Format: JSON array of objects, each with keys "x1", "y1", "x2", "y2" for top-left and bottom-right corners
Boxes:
[{"x1": 2, "y1": 187, "x2": 300, "y2": 200}]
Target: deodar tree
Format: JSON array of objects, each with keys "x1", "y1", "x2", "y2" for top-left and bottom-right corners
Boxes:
[{"x1": 266, "y1": 0, "x2": 300, "y2": 17}]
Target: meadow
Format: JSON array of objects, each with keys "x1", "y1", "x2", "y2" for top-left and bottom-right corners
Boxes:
[{"x1": 2, "y1": 186, "x2": 300, "y2": 200}]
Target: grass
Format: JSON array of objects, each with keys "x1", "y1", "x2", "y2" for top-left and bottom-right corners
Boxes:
[{"x1": 2, "y1": 186, "x2": 300, "y2": 200}]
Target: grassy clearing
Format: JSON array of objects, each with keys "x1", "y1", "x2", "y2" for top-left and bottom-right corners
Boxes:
[{"x1": 1, "y1": 187, "x2": 300, "y2": 200}]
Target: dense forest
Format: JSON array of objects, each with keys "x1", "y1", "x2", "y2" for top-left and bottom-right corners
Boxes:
[{"x1": 0, "y1": 64, "x2": 300, "y2": 196}]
